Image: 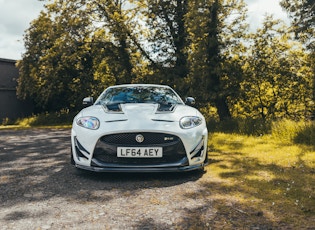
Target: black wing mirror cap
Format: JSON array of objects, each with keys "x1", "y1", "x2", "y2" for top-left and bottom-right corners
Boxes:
[
  {"x1": 185, "y1": 97, "x2": 195, "y2": 106},
  {"x1": 83, "y1": 97, "x2": 94, "y2": 107}
]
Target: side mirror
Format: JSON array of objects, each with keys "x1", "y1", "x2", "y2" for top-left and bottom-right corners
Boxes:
[
  {"x1": 185, "y1": 97, "x2": 195, "y2": 106},
  {"x1": 83, "y1": 97, "x2": 94, "y2": 107}
]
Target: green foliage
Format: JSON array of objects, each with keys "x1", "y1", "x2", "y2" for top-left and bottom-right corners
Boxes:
[
  {"x1": 272, "y1": 119, "x2": 315, "y2": 146},
  {"x1": 14, "y1": 110, "x2": 75, "y2": 127},
  {"x1": 16, "y1": 0, "x2": 314, "y2": 122},
  {"x1": 185, "y1": 0, "x2": 248, "y2": 120},
  {"x1": 205, "y1": 117, "x2": 314, "y2": 147},
  {"x1": 145, "y1": 0, "x2": 189, "y2": 75},
  {"x1": 280, "y1": 0, "x2": 315, "y2": 120},
  {"x1": 17, "y1": 0, "x2": 139, "y2": 112},
  {"x1": 206, "y1": 117, "x2": 271, "y2": 136},
  {"x1": 280, "y1": 0, "x2": 315, "y2": 48},
  {"x1": 1, "y1": 117, "x2": 12, "y2": 126},
  {"x1": 294, "y1": 122, "x2": 315, "y2": 146},
  {"x1": 238, "y1": 17, "x2": 314, "y2": 120},
  {"x1": 17, "y1": 5, "x2": 96, "y2": 112},
  {"x1": 17, "y1": 0, "x2": 251, "y2": 120}
]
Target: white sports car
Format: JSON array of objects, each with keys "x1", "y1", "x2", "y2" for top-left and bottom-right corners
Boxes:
[{"x1": 71, "y1": 84, "x2": 208, "y2": 172}]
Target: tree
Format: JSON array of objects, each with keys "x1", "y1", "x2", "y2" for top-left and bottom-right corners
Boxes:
[
  {"x1": 90, "y1": 0, "x2": 135, "y2": 84},
  {"x1": 17, "y1": 1, "x2": 97, "y2": 112},
  {"x1": 280, "y1": 0, "x2": 315, "y2": 119},
  {"x1": 17, "y1": 0, "x2": 141, "y2": 111},
  {"x1": 135, "y1": 0, "x2": 190, "y2": 88},
  {"x1": 185, "y1": 0, "x2": 248, "y2": 120},
  {"x1": 239, "y1": 16, "x2": 313, "y2": 120},
  {"x1": 280, "y1": 0, "x2": 314, "y2": 45},
  {"x1": 17, "y1": 0, "x2": 248, "y2": 119}
]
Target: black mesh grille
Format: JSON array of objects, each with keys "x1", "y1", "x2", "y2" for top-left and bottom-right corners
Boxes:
[
  {"x1": 100, "y1": 132, "x2": 179, "y2": 145},
  {"x1": 92, "y1": 132, "x2": 187, "y2": 165}
]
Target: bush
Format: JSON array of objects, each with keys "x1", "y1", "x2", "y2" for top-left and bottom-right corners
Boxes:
[
  {"x1": 271, "y1": 119, "x2": 315, "y2": 146},
  {"x1": 294, "y1": 123, "x2": 315, "y2": 147},
  {"x1": 206, "y1": 118, "x2": 271, "y2": 136},
  {"x1": 1, "y1": 117, "x2": 12, "y2": 126},
  {"x1": 14, "y1": 109, "x2": 76, "y2": 127},
  {"x1": 237, "y1": 118, "x2": 271, "y2": 136}
]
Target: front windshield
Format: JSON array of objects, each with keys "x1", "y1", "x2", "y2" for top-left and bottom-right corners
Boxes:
[{"x1": 95, "y1": 86, "x2": 184, "y2": 106}]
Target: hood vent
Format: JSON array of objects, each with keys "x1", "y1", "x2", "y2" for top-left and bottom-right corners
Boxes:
[
  {"x1": 157, "y1": 104, "x2": 176, "y2": 112},
  {"x1": 105, "y1": 103, "x2": 122, "y2": 112}
]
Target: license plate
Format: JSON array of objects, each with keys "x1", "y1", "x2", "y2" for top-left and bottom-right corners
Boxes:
[{"x1": 117, "y1": 147, "x2": 162, "y2": 158}]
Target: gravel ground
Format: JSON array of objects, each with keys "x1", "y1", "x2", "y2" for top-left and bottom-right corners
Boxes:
[{"x1": 0, "y1": 128, "x2": 214, "y2": 230}]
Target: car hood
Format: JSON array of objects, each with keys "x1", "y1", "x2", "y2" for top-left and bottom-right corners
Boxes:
[{"x1": 79, "y1": 103, "x2": 201, "y2": 123}]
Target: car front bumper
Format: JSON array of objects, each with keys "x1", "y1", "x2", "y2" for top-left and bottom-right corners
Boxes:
[
  {"x1": 74, "y1": 161, "x2": 208, "y2": 172},
  {"x1": 71, "y1": 127, "x2": 208, "y2": 173}
]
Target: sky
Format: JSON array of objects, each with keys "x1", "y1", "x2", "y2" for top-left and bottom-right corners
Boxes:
[{"x1": 0, "y1": 0, "x2": 290, "y2": 60}]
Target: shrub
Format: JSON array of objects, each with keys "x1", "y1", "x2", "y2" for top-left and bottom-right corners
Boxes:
[
  {"x1": 206, "y1": 118, "x2": 271, "y2": 136},
  {"x1": 1, "y1": 117, "x2": 12, "y2": 126},
  {"x1": 14, "y1": 109, "x2": 76, "y2": 127},
  {"x1": 294, "y1": 122, "x2": 315, "y2": 147},
  {"x1": 272, "y1": 119, "x2": 315, "y2": 147}
]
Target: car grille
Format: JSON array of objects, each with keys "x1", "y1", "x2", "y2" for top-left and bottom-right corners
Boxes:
[{"x1": 92, "y1": 132, "x2": 187, "y2": 165}]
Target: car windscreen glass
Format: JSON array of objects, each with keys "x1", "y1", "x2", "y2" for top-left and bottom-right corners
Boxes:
[{"x1": 95, "y1": 86, "x2": 183, "y2": 106}]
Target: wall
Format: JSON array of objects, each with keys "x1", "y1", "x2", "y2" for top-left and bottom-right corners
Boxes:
[{"x1": 0, "y1": 58, "x2": 33, "y2": 122}]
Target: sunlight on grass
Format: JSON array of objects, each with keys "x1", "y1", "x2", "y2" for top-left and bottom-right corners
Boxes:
[
  {"x1": 16, "y1": 116, "x2": 37, "y2": 127},
  {"x1": 0, "y1": 111, "x2": 74, "y2": 129},
  {"x1": 205, "y1": 132, "x2": 315, "y2": 228}
]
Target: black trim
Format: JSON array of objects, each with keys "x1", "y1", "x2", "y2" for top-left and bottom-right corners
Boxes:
[
  {"x1": 75, "y1": 163, "x2": 205, "y2": 172},
  {"x1": 92, "y1": 132, "x2": 187, "y2": 165},
  {"x1": 74, "y1": 137, "x2": 90, "y2": 160}
]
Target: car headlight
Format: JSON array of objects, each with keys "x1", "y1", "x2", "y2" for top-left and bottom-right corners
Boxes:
[
  {"x1": 76, "y1": 116, "x2": 100, "y2": 130},
  {"x1": 179, "y1": 116, "x2": 202, "y2": 129}
]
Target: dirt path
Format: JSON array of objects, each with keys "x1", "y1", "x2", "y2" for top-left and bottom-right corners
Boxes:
[{"x1": 0, "y1": 128, "x2": 215, "y2": 229}]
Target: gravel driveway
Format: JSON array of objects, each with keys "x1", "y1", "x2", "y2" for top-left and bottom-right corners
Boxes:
[{"x1": 0, "y1": 128, "x2": 214, "y2": 230}]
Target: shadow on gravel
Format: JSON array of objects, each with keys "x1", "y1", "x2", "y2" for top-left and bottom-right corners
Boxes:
[
  {"x1": 76, "y1": 169, "x2": 204, "y2": 184},
  {"x1": 0, "y1": 128, "x2": 203, "y2": 209}
]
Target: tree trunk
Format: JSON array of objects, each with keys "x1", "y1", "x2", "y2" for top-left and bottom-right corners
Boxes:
[{"x1": 214, "y1": 96, "x2": 231, "y2": 121}]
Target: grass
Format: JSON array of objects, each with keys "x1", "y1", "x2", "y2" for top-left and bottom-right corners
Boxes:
[
  {"x1": 0, "y1": 110, "x2": 74, "y2": 129},
  {"x1": 203, "y1": 132, "x2": 315, "y2": 228}
]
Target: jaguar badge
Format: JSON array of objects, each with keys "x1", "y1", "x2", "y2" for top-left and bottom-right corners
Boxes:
[{"x1": 135, "y1": 134, "x2": 144, "y2": 143}]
